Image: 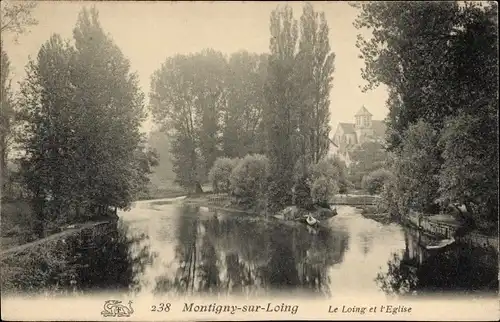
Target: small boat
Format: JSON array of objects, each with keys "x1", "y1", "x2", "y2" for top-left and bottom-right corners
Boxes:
[
  {"x1": 305, "y1": 214, "x2": 319, "y2": 227},
  {"x1": 425, "y1": 238, "x2": 455, "y2": 250}
]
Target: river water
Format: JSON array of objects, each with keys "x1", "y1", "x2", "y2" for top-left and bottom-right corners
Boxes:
[{"x1": 2, "y1": 198, "x2": 498, "y2": 298}]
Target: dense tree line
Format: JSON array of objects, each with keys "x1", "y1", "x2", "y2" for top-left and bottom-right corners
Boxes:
[
  {"x1": 2, "y1": 7, "x2": 156, "y2": 237},
  {"x1": 151, "y1": 3, "x2": 336, "y2": 212},
  {"x1": 149, "y1": 49, "x2": 271, "y2": 192},
  {"x1": 1, "y1": 1, "x2": 39, "y2": 198},
  {"x1": 265, "y1": 3, "x2": 335, "y2": 211},
  {"x1": 354, "y1": 1, "x2": 498, "y2": 231}
]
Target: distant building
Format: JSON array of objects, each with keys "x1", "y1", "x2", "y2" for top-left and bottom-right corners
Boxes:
[{"x1": 329, "y1": 106, "x2": 386, "y2": 167}]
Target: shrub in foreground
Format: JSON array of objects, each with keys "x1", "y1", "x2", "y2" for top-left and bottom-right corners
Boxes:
[
  {"x1": 362, "y1": 168, "x2": 393, "y2": 195},
  {"x1": 229, "y1": 154, "x2": 269, "y2": 209},
  {"x1": 208, "y1": 157, "x2": 240, "y2": 193}
]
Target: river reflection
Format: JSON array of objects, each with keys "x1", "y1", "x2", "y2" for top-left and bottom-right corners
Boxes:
[
  {"x1": 2, "y1": 199, "x2": 497, "y2": 299},
  {"x1": 375, "y1": 225, "x2": 499, "y2": 297},
  {"x1": 124, "y1": 202, "x2": 404, "y2": 298},
  {"x1": 148, "y1": 207, "x2": 349, "y2": 297},
  {"x1": 1, "y1": 219, "x2": 154, "y2": 296}
]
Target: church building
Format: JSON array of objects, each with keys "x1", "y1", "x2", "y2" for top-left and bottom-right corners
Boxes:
[{"x1": 328, "y1": 106, "x2": 386, "y2": 166}]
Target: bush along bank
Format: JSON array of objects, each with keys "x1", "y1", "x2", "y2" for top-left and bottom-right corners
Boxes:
[{"x1": 185, "y1": 155, "x2": 350, "y2": 222}]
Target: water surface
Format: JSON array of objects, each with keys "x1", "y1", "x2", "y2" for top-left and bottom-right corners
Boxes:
[
  {"x1": 119, "y1": 199, "x2": 498, "y2": 298},
  {"x1": 2, "y1": 198, "x2": 497, "y2": 299}
]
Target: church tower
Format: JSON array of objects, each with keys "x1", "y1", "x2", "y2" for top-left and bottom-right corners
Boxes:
[{"x1": 354, "y1": 106, "x2": 374, "y2": 144}]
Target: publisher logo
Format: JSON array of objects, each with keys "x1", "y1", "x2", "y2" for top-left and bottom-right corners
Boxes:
[{"x1": 101, "y1": 300, "x2": 134, "y2": 317}]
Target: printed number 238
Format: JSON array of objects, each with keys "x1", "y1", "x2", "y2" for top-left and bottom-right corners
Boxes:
[{"x1": 151, "y1": 303, "x2": 171, "y2": 312}]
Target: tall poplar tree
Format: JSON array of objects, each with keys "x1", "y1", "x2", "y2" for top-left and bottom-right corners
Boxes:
[
  {"x1": 18, "y1": 34, "x2": 77, "y2": 235},
  {"x1": 224, "y1": 51, "x2": 268, "y2": 157},
  {"x1": 264, "y1": 4, "x2": 300, "y2": 211},
  {"x1": 296, "y1": 2, "x2": 335, "y2": 164},
  {"x1": 71, "y1": 7, "x2": 148, "y2": 211},
  {"x1": 18, "y1": 7, "x2": 151, "y2": 236}
]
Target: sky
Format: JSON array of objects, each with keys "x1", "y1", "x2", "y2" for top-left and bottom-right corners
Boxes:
[{"x1": 2, "y1": 0, "x2": 389, "y2": 134}]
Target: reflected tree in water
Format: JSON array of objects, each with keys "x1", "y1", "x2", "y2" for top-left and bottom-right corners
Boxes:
[
  {"x1": 296, "y1": 225, "x2": 349, "y2": 297},
  {"x1": 197, "y1": 233, "x2": 220, "y2": 293},
  {"x1": 224, "y1": 253, "x2": 255, "y2": 294},
  {"x1": 154, "y1": 213, "x2": 258, "y2": 296},
  {"x1": 152, "y1": 209, "x2": 349, "y2": 297},
  {"x1": 261, "y1": 228, "x2": 300, "y2": 288},
  {"x1": 166, "y1": 212, "x2": 199, "y2": 294},
  {"x1": 375, "y1": 238, "x2": 498, "y2": 297},
  {"x1": 375, "y1": 252, "x2": 418, "y2": 296},
  {"x1": 61, "y1": 219, "x2": 155, "y2": 294},
  {"x1": 1, "y1": 219, "x2": 154, "y2": 295},
  {"x1": 416, "y1": 245, "x2": 498, "y2": 294}
]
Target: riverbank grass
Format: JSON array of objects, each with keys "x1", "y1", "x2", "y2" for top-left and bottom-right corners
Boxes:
[{"x1": 1, "y1": 197, "x2": 118, "y2": 252}]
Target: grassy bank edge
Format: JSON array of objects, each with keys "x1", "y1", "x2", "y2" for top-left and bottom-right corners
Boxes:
[
  {"x1": 0, "y1": 219, "x2": 113, "y2": 258},
  {"x1": 359, "y1": 205, "x2": 498, "y2": 244}
]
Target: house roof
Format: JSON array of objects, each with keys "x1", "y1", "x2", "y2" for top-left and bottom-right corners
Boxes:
[
  {"x1": 355, "y1": 106, "x2": 373, "y2": 117},
  {"x1": 371, "y1": 120, "x2": 387, "y2": 138},
  {"x1": 338, "y1": 122, "x2": 356, "y2": 134},
  {"x1": 329, "y1": 137, "x2": 338, "y2": 147}
]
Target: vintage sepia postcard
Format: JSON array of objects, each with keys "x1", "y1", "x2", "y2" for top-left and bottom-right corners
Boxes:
[{"x1": 1, "y1": 0, "x2": 498, "y2": 321}]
